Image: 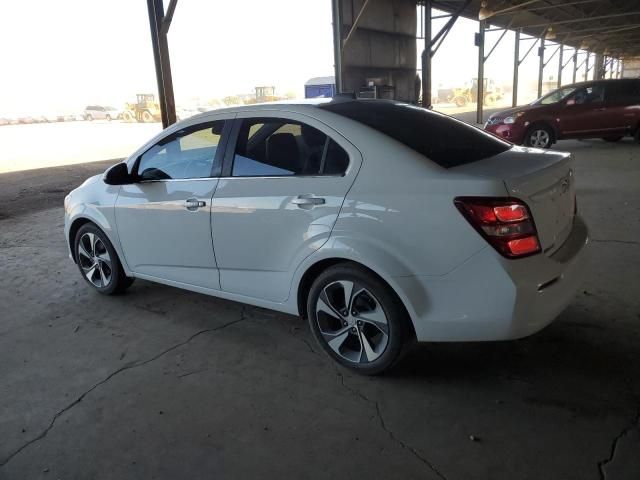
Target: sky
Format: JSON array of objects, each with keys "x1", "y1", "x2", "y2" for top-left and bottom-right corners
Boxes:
[
  {"x1": 0, "y1": 0, "x2": 591, "y2": 116},
  {"x1": 0, "y1": 0, "x2": 335, "y2": 114}
]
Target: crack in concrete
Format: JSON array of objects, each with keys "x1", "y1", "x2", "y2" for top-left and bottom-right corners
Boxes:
[
  {"x1": 591, "y1": 238, "x2": 640, "y2": 246},
  {"x1": 337, "y1": 373, "x2": 447, "y2": 480},
  {"x1": 0, "y1": 316, "x2": 245, "y2": 468},
  {"x1": 597, "y1": 408, "x2": 640, "y2": 480}
]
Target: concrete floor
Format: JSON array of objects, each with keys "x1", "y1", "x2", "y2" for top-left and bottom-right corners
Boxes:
[{"x1": 0, "y1": 138, "x2": 639, "y2": 480}]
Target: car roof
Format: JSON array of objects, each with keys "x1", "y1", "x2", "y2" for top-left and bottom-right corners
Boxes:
[{"x1": 185, "y1": 97, "x2": 409, "y2": 121}]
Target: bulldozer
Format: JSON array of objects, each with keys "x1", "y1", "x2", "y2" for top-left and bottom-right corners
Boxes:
[
  {"x1": 122, "y1": 93, "x2": 162, "y2": 123},
  {"x1": 449, "y1": 78, "x2": 503, "y2": 107}
]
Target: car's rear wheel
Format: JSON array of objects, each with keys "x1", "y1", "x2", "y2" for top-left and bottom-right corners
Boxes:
[
  {"x1": 74, "y1": 223, "x2": 134, "y2": 295},
  {"x1": 86, "y1": 114, "x2": 93, "y2": 121},
  {"x1": 602, "y1": 136, "x2": 623, "y2": 142},
  {"x1": 106, "y1": 114, "x2": 112, "y2": 121},
  {"x1": 524, "y1": 125, "x2": 553, "y2": 148},
  {"x1": 307, "y1": 264, "x2": 409, "y2": 375}
]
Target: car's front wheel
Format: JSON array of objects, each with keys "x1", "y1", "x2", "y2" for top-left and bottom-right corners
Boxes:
[
  {"x1": 74, "y1": 223, "x2": 134, "y2": 295},
  {"x1": 307, "y1": 263, "x2": 410, "y2": 375},
  {"x1": 524, "y1": 125, "x2": 553, "y2": 148}
]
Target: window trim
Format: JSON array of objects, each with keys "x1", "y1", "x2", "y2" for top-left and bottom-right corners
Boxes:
[
  {"x1": 132, "y1": 119, "x2": 231, "y2": 182},
  {"x1": 221, "y1": 117, "x2": 349, "y2": 179}
]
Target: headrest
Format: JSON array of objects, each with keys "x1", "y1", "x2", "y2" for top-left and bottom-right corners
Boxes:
[
  {"x1": 301, "y1": 124, "x2": 326, "y2": 148},
  {"x1": 266, "y1": 133, "x2": 300, "y2": 173}
]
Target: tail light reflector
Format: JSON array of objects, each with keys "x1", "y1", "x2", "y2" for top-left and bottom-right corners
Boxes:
[{"x1": 454, "y1": 197, "x2": 541, "y2": 258}]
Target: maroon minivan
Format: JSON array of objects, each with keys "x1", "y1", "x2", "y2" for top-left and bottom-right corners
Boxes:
[{"x1": 484, "y1": 78, "x2": 640, "y2": 148}]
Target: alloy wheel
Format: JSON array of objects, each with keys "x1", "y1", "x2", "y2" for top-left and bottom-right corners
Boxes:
[
  {"x1": 77, "y1": 232, "x2": 112, "y2": 288},
  {"x1": 529, "y1": 129, "x2": 550, "y2": 148},
  {"x1": 315, "y1": 280, "x2": 389, "y2": 364}
]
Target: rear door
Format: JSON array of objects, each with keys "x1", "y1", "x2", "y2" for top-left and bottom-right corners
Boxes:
[
  {"x1": 210, "y1": 112, "x2": 362, "y2": 302},
  {"x1": 603, "y1": 80, "x2": 640, "y2": 133},
  {"x1": 115, "y1": 117, "x2": 232, "y2": 289}
]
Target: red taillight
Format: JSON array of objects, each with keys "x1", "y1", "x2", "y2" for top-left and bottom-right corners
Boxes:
[{"x1": 454, "y1": 197, "x2": 541, "y2": 258}]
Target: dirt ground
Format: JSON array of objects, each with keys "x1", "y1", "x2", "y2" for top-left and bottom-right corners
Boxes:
[{"x1": 0, "y1": 138, "x2": 639, "y2": 480}]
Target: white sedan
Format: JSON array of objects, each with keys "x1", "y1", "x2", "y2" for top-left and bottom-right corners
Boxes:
[{"x1": 64, "y1": 99, "x2": 588, "y2": 374}]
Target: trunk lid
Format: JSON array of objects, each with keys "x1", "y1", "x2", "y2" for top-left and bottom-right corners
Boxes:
[{"x1": 453, "y1": 146, "x2": 576, "y2": 255}]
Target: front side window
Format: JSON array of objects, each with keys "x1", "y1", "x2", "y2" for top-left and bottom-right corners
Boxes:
[
  {"x1": 535, "y1": 87, "x2": 579, "y2": 105},
  {"x1": 570, "y1": 85, "x2": 604, "y2": 105},
  {"x1": 231, "y1": 118, "x2": 349, "y2": 177},
  {"x1": 136, "y1": 121, "x2": 225, "y2": 181}
]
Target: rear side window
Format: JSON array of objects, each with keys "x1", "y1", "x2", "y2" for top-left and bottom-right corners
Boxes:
[
  {"x1": 606, "y1": 81, "x2": 640, "y2": 104},
  {"x1": 231, "y1": 118, "x2": 349, "y2": 177},
  {"x1": 321, "y1": 101, "x2": 511, "y2": 168}
]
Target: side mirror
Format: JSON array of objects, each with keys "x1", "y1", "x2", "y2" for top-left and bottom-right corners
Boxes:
[
  {"x1": 565, "y1": 98, "x2": 576, "y2": 106},
  {"x1": 103, "y1": 163, "x2": 133, "y2": 185}
]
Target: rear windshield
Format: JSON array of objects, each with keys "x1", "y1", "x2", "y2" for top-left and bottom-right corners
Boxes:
[{"x1": 321, "y1": 100, "x2": 511, "y2": 168}]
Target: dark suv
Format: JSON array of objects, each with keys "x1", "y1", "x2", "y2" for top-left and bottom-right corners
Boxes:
[{"x1": 484, "y1": 78, "x2": 640, "y2": 148}]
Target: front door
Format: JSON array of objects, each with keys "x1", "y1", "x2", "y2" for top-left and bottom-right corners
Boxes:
[
  {"x1": 557, "y1": 83, "x2": 609, "y2": 138},
  {"x1": 211, "y1": 113, "x2": 361, "y2": 302},
  {"x1": 115, "y1": 119, "x2": 230, "y2": 290}
]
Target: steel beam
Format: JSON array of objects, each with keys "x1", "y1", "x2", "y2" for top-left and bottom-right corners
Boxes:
[
  {"x1": 147, "y1": 0, "x2": 176, "y2": 128},
  {"x1": 422, "y1": 0, "x2": 432, "y2": 108},
  {"x1": 513, "y1": 29, "x2": 520, "y2": 107},
  {"x1": 517, "y1": 12, "x2": 640, "y2": 29},
  {"x1": 160, "y1": 0, "x2": 178, "y2": 36},
  {"x1": 484, "y1": 25, "x2": 510, "y2": 62},
  {"x1": 342, "y1": 0, "x2": 371, "y2": 50},
  {"x1": 477, "y1": 20, "x2": 486, "y2": 124},
  {"x1": 537, "y1": 36, "x2": 545, "y2": 98},
  {"x1": 558, "y1": 44, "x2": 564, "y2": 87},
  {"x1": 572, "y1": 50, "x2": 577, "y2": 83},
  {"x1": 331, "y1": 0, "x2": 343, "y2": 93}
]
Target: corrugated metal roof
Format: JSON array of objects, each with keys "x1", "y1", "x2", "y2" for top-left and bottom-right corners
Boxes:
[{"x1": 421, "y1": 0, "x2": 640, "y2": 57}]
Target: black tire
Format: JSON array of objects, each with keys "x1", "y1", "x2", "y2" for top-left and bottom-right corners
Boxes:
[
  {"x1": 86, "y1": 114, "x2": 93, "y2": 121},
  {"x1": 106, "y1": 114, "x2": 112, "y2": 121},
  {"x1": 307, "y1": 263, "x2": 410, "y2": 375},
  {"x1": 602, "y1": 136, "x2": 623, "y2": 142},
  {"x1": 524, "y1": 124, "x2": 553, "y2": 148},
  {"x1": 74, "y1": 223, "x2": 134, "y2": 295},
  {"x1": 453, "y1": 96, "x2": 467, "y2": 107}
]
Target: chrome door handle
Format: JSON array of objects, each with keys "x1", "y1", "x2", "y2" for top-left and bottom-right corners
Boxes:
[
  {"x1": 185, "y1": 198, "x2": 206, "y2": 210},
  {"x1": 291, "y1": 196, "x2": 325, "y2": 207}
]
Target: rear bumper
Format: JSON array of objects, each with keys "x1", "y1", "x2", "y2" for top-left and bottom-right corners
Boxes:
[
  {"x1": 485, "y1": 122, "x2": 527, "y2": 144},
  {"x1": 397, "y1": 215, "x2": 589, "y2": 342}
]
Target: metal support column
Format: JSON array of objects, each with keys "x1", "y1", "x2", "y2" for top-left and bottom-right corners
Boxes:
[
  {"x1": 585, "y1": 52, "x2": 590, "y2": 81},
  {"x1": 557, "y1": 44, "x2": 563, "y2": 87},
  {"x1": 572, "y1": 50, "x2": 577, "y2": 83},
  {"x1": 421, "y1": 0, "x2": 432, "y2": 108},
  {"x1": 537, "y1": 36, "x2": 545, "y2": 98},
  {"x1": 146, "y1": 0, "x2": 177, "y2": 128},
  {"x1": 331, "y1": 0, "x2": 343, "y2": 94},
  {"x1": 513, "y1": 29, "x2": 520, "y2": 107},
  {"x1": 476, "y1": 20, "x2": 486, "y2": 124}
]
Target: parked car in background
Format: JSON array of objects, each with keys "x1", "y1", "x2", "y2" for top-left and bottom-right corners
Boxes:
[
  {"x1": 485, "y1": 78, "x2": 640, "y2": 148},
  {"x1": 0, "y1": 117, "x2": 9, "y2": 126},
  {"x1": 84, "y1": 105, "x2": 121, "y2": 121},
  {"x1": 64, "y1": 99, "x2": 588, "y2": 374}
]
